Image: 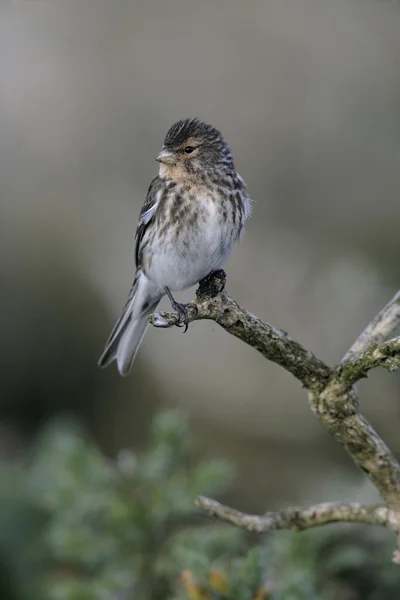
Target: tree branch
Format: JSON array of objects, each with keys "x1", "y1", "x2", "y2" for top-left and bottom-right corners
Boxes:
[
  {"x1": 196, "y1": 496, "x2": 400, "y2": 533},
  {"x1": 149, "y1": 289, "x2": 332, "y2": 393},
  {"x1": 148, "y1": 278, "x2": 400, "y2": 559}
]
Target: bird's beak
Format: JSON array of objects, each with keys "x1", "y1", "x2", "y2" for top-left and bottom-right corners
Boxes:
[{"x1": 156, "y1": 149, "x2": 176, "y2": 165}]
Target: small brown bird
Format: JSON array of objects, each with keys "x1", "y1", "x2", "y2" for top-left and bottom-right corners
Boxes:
[{"x1": 98, "y1": 118, "x2": 251, "y2": 375}]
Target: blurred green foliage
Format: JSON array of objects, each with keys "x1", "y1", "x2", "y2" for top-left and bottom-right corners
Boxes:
[{"x1": 0, "y1": 410, "x2": 399, "y2": 600}]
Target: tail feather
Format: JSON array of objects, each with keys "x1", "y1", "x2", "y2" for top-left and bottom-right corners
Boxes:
[
  {"x1": 98, "y1": 272, "x2": 161, "y2": 376},
  {"x1": 115, "y1": 312, "x2": 153, "y2": 376}
]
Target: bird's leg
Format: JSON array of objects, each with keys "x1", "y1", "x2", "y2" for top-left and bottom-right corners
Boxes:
[
  {"x1": 196, "y1": 269, "x2": 226, "y2": 300},
  {"x1": 164, "y1": 287, "x2": 198, "y2": 333},
  {"x1": 164, "y1": 270, "x2": 226, "y2": 332}
]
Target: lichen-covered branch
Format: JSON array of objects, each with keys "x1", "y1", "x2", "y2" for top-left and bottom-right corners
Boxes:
[
  {"x1": 340, "y1": 336, "x2": 400, "y2": 384},
  {"x1": 148, "y1": 277, "x2": 400, "y2": 559},
  {"x1": 310, "y1": 380, "x2": 400, "y2": 511},
  {"x1": 196, "y1": 496, "x2": 400, "y2": 534}
]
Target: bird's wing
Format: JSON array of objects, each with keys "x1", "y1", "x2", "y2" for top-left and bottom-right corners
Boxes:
[{"x1": 134, "y1": 176, "x2": 163, "y2": 267}]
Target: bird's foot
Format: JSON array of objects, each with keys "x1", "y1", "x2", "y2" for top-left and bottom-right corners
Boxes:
[
  {"x1": 196, "y1": 269, "x2": 226, "y2": 300},
  {"x1": 172, "y1": 300, "x2": 198, "y2": 333},
  {"x1": 165, "y1": 287, "x2": 198, "y2": 333}
]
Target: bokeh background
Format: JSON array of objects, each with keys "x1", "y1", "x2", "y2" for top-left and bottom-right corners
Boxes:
[{"x1": 1, "y1": 0, "x2": 400, "y2": 596}]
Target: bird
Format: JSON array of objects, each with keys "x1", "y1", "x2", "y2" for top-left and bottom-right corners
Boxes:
[{"x1": 98, "y1": 118, "x2": 251, "y2": 376}]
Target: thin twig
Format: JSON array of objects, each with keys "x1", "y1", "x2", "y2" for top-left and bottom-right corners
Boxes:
[
  {"x1": 342, "y1": 290, "x2": 400, "y2": 363},
  {"x1": 196, "y1": 496, "x2": 400, "y2": 533}
]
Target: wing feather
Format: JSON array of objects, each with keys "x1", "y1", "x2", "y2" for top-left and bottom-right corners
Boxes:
[{"x1": 134, "y1": 176, "x2": 163, "y2": 267}]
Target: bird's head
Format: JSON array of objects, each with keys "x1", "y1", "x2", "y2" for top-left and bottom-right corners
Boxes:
[{"x1": 156, "y1": 118, "x2": 233, "y2": 180}]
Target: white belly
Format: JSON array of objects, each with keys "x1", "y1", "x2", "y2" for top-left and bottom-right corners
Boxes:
[{"x1": 144, "y1": 196, "x2": 237, "y2": 291}]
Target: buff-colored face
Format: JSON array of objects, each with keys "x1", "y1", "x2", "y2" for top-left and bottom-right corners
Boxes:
[
  {"x1": 155, "y1": 118, "x2": 233, "y2": 180},
  {"x1": 156, "y1": 136, "x2": 204, "y2": 180}
]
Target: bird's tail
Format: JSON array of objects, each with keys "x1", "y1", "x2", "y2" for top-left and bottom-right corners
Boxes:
[{"x1": 98, "y1": 271, "x2": 161, "y2": 376}]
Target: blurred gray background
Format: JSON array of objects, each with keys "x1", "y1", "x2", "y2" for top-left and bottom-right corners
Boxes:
[{"x1": 1, "y1": 0, "x2": 400, "y2": 511}]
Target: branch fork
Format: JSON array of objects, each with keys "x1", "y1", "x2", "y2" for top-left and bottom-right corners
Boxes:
[{"x1": 148, "y1": 274, "x2": 400, "y2": 562}]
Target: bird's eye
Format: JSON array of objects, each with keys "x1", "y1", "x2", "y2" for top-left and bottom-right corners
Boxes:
[{"x1": 184, "y1": 146, "x2": 195, "y2": 154}]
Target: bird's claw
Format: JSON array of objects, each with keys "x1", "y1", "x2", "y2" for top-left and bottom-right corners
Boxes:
[{"x1": 171, "y1": 301, "x2": 198, "y2": 333}]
